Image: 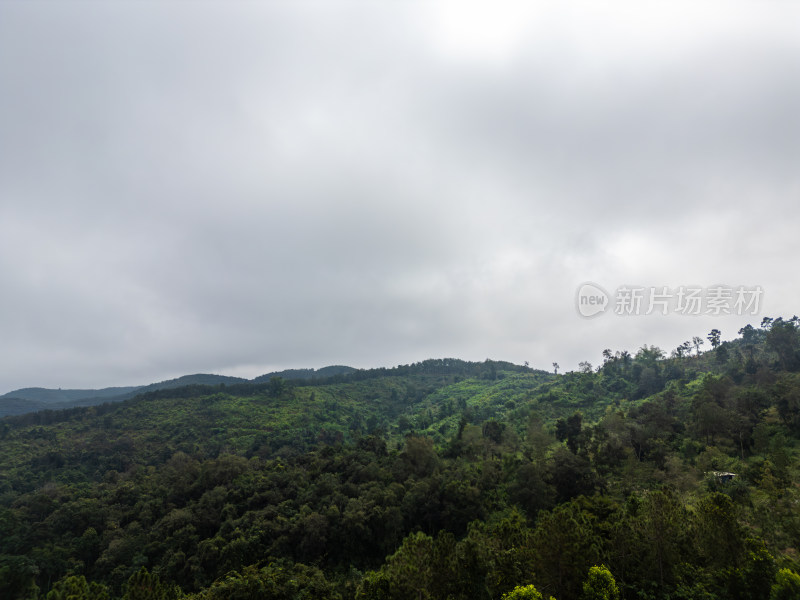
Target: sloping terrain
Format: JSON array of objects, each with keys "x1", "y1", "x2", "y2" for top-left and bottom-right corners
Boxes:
[{"x1": 2, "y1": 321, "x2": 800, "y2": 599}]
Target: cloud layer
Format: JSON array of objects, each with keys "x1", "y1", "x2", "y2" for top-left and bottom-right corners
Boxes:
[{"x1": 1, "y1": 2, "x2": 798, "y2": 391}]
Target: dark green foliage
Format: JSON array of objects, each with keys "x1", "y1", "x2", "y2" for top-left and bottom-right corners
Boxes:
[
  {"x1": 47, "y1": 575, "x2": 109, "y2": 600},
  {"x1": 770, "y1": 568, "x2": 800, "y2": 600},
  {"x1": 582, "y1": 565, "x2": 620, "y2": 600},
  {"x1": 2, "y1": 331, "x2": 800, "y2": 599},
  {"x1": 0, "y1": 555, "x2": 40, "y2": 600},
  {"x1": 195, "y1": 561, "x2": 340, "y2": 600},
  {"x1": 532, "y1": 500, "x2": 601, "y2": 600},
  {"x1": 501, "y1": 584, "x2": 547, "y2": 600},
  {"x1": 766, "y1": 318, "x2": 800, "y2": 371},
  {"x1": 121, "y1": 568, "x2": 174, "y2": 600},
  {"x1": 693, "y1": 493, "x2": 745, "y2": 569},
  {"x1": 718, "y1": 540, "x2": 776, "y2": 600},
  {"x1": 555, "y1": 411, "x2": 584, "y2": 453}
]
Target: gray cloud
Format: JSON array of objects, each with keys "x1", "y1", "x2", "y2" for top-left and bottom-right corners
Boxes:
[{"x1": 0, "y1": 2, "x2": 798, "y2": 391}]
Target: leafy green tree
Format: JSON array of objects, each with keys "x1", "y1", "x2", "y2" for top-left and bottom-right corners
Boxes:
[
  {"x1": 673, "y1": 342, "x2": 690, "y2": 359},
  {"x1": 397, "y1": 415, "x2": 412, "y2": 434},
  {"x1": 774, "y1": 378, "x2": 800, "y2": 433},
  {"x1": 692, "y1": 493, "x2": 744, "y2": 569},
  {"x1": 555, "y1": 412, "x2": 584, "y2": 454},
  {"x1": 508, "y1": 462, "x2": 555, "y2": 518},
  {"x1": 268, "y1": 376, "x2": 287, "y2": 396},
  {"x1": 634, "y1": 366, "x2": 662, "y2": 398},
  {"x1": 532, "y1": 501, "x2": 600, "y2": 600},
  {"x1": 734, "y1": 540, "x2": 776, "y2": 600},
  {"x1": 632, "y1": 490, "x2": 686, "y2": 587},
  {"x1": 766, "y1": 318, "x2": 800, "y2": 370},
  {"x1": 0, "y1": 555, "x2": 40, "y2": 600},
  {"x1": 482, "y1": 420, "x2": 505, "y2": 445},
  {"x1": 581, "y1": 565, "x2": 620, "y2": 600},
  {"x1": 635, "y1": 345, "x2": 664, "y2": 366},
  {"x1": 691, "y1": 375, "x2": 735, "y2": 445},
  {"x1": 122, "y1": 567, "x2": 176, "y2": 600},
  {"x1": 355, "y1": 571, "x2": 392, "y2": 600},
  {"x1": 739, "y1": 324, "x2": 761, "y2": 344},
  {"x1": 524, "y1": 413, "x2": 556, "y2": 464},
  {"x1": 708, "y1": 329, "x2": 722, "y2": 349},
  {"x1": 355, "y1": 531, "x2": 434, "y2": 600},
  {"x1": 501, "y1": 584, "x2": 552, "y2": 600},
  {"x1": 400, "y1": 435, "x2": 439, "y2": 477},
  {"x1": 546, "y1": 446, "x2": 595, "y2": 502},
  {"x1": 770, "y1": 568, "x2": 800, "y2": 600},
  {"x1": 197, "y1": 562, "x2": 340, "y2": 600},
  {"x1": 463, "y1": 509, "x2": 536, "y2": 598},
  {"x1": 47, "y1": 575, "x2": 109, "y2": 600}
]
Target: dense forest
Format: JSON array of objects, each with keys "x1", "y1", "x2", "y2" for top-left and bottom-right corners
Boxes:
[{"x1": 2, "y1": 318, "x2": 800, "y2": 599}]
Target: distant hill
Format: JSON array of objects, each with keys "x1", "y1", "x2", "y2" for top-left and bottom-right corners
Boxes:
[
  {"x1": 252, "y1": 365, "x2": 357, "y2": 382},
  {"x1": 0, "y1": 396, "x2": 50, "y2": 416},
  {"x1": 0, "y1": 386, "x2": 142, "y2": 417},
  {"x1": 0, "y1": 369, "x2": 355, "y2": 417},
  {"x1": 0, "y1": 386, "x2": 141, "y2": 403},
  {"x1": 133, "y1": 373, "x2": 249, "y2": 393}
]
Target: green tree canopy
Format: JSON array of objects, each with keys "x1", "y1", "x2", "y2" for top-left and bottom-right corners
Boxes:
[
  {"x1": 581, "y1": 565, "x2": 620, "y2": 600},
  {"x1": 770, "y1": 568, "x2": 800, "y2": 600},
  {"x1": 47, "y1": 575, "x2": 108, "y2": 600},
  {"x1": 501, "y1": 584, "x2": 553, "y2": 600}
]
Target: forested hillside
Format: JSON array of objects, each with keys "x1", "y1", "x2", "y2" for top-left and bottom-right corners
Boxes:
[{"x1": 2, "y1": 319, "x2": 800, "y2": 600}]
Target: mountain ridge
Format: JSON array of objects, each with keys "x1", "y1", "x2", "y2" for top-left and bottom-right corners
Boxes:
[{"x1": 0, "y1": 367, "x2": 359, "y2": 417}]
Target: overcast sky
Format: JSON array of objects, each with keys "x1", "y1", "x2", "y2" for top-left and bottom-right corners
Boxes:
[{"x1": 1, "y1": 2, "x2": 799, "y2": 393}]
